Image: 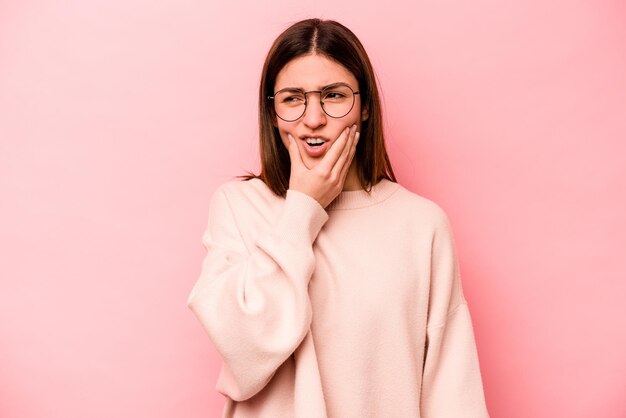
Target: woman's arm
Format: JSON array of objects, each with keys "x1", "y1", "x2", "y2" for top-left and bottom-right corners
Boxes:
[
  {"x1": 187, "y1": 184, "x2": 329, "y2": 402},
  {"x1": 420, "y1": 211, "x2": 490, "y2": 417}
]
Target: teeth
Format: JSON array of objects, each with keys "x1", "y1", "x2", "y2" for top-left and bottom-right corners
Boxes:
[{"x1": 305, "y1": 138, "x2": 325, "y2": 145}]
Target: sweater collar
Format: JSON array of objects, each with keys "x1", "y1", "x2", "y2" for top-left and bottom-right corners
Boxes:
[{"x1": 326, "y1": 178, "x2": 400, "y2": 211}]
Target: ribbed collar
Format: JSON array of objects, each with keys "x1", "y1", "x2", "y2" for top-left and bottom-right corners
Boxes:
[
  {"x1": 326, "y1": 178, "x2": 400, "y2": 211},
  {"x1": 249, "y1": 177, "x2": 401, "y2": 211}
]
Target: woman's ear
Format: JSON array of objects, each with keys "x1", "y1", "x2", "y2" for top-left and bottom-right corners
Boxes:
[{"x1": 361, "y1": 106, "x2": 369, "y2": 122}]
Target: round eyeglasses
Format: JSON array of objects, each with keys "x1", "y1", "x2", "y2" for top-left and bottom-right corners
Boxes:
[{"x1": 267, "y1": 82, "x2": 360, "y2": 122}]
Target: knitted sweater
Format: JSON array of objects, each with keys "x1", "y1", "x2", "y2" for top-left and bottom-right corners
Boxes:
[{"x1": 186, "y1": 177, "x2": 490, "y2": 418}]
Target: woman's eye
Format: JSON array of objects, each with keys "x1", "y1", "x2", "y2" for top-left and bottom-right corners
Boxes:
[{"x1": 325, "y1": 92, "x2": 345, "y2": 99}]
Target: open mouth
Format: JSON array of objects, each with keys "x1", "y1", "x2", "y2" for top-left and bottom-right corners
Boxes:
[{"x1": 300, "y1": 138, "x2": 329, "y2": 157}]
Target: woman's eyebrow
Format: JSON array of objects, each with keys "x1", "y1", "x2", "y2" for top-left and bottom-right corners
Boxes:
[{"x1": 278, "y1": 82, "x2": 347, "y2": 91}]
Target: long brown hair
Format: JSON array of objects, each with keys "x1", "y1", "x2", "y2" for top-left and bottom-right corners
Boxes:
[{"x1": 236, "y1": 18, "x2": 397, "y2": 197}]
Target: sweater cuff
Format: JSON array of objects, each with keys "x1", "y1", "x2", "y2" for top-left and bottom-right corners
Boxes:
[{"x1": 273, "y1": 189, "x2": 329, "y2": 245}]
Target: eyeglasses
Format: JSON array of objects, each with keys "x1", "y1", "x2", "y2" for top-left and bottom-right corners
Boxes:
[{"x1": 267, "y1": 82, "x2": 360, "y2": 122}]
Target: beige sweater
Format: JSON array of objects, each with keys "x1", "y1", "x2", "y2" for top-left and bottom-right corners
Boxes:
[{"x1": 187, "y1": 177, "x2": 490, "y2": 417}]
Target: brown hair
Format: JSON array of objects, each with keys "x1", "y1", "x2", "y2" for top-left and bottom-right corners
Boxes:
[{"x1": 236, "y1": 18, "x2": 397, "y2": 196}]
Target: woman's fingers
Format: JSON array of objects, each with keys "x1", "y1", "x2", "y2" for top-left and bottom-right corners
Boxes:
[
  {"x1": 331, "y1": 125, "x2": 357, "y2": 180},
  {"x1": 335, "y1": 129, "x2": 359, "y2": 185},
  {"x1": 317, "y1": 125, "x2": 352, "y2": 174}
]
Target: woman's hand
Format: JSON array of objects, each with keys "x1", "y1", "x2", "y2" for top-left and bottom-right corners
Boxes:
[{"x1": 286, "y1": 124, "x2": 360, "y2": 209}]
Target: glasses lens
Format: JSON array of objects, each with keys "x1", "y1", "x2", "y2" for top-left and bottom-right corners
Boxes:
[
  {"x1": 321, "y1": 84, "x2": 354, "y2": 118},
  {"x1": 273, "y1": 84, "x2": 355, "y2": 121},
  {"x1": 274, "y1": 89, "x2": 306, "y2": 121}
]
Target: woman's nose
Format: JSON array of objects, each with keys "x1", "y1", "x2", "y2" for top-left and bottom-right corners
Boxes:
[{"x1": 302, "y1": 97, "x2": 326, "y2": 127}]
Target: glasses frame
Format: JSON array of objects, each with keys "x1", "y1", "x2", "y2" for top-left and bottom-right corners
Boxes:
[{"x1": 267, "y1": 82, "x2": 360, "y2": 122}]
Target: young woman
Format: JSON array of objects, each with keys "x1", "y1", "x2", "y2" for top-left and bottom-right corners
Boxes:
[{"x1": 187, "y1": 18, "x2": 490, "y2": 418}]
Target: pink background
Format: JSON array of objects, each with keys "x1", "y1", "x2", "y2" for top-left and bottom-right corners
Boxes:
[{"x1": 1, "y1": 1, "x2": 625, "y2": 417}]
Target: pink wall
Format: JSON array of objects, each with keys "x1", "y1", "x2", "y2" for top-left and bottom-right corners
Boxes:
[{"x1": 1, "y1": 1, "x2": 625, "y2": 417}]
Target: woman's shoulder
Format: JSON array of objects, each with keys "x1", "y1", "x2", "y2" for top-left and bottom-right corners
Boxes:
[
  {"x1": 214, "y1": 177, "x2": 282, "y2": 212},
  {"x1": 217, "y1": 177, "x2": 265, "y2": 195},
  {"x1": 391, "y1": 181, "x2": 451, "y2": 227},
  {"x1": 215, "y1": 177, "x2": 269, "y2": 194}
]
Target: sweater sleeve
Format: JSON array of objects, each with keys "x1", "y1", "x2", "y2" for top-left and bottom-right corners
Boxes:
[
  {"x1": 420, "y1": 211, "x2": 490, "y2": 418},
  {"x1": 186, "y1": 185, "x2": 329, "y2": 402}
]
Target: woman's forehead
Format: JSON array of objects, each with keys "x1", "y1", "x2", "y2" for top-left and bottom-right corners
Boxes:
[{"x1": 275, "y1": 54, "x2": 357, "y2": 90}]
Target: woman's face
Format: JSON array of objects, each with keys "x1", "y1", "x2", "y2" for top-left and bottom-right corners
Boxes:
[{"x1": 272, "y1": 53, "x2": 368, "y2": 170}]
